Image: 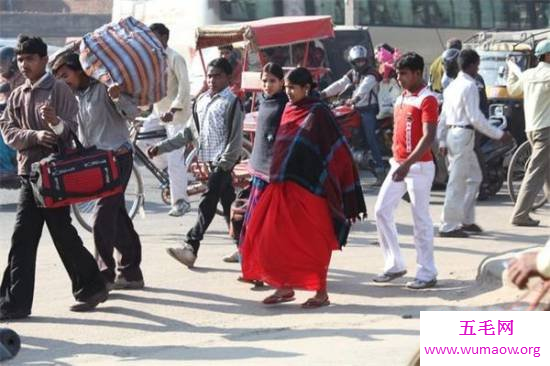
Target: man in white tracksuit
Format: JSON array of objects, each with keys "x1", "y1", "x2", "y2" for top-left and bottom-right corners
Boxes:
[
  {"x1": 438, "y1": 49, "x2": 512, "y2": 237},
  {"x1": 151, "y1": 23, "x2": 192, "y2": 217}
]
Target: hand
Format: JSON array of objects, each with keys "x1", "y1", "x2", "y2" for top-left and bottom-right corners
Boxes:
[
  {"x1": 107, "y1": 83, "x2": 121, "y2": 100},
  {"x1": 39, "y1": 104, "x2": 57, "y2": 125},
  {"x1": 160, "y1": 111, "x2": 174, "y2": 123},
  {"x1": 500, "y1": 131, "x2": 513, "y2": 144},
  {"x1": 392, "y1": 162, "x2": 410, "y2": 182},
  {"x1": 147, "y1": 146, "x2": 159, "y2": 158},
  {"x1": 345, "y1": 98, "x2": 354, "y2": 106},
  {"x1": 439, "y1": 147, "x2": 448, "y2": 157},
  {"x1": 508, "y1": 251, "x2": 540, "y2": 289},
  {"x1": 36, "y1": 130, "x2": 58, "y2": 148}
]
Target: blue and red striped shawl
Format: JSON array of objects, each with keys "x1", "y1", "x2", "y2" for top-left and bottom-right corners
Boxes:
[{"x1": 270, "y1": 97, "x2": 367, "y2": 247}]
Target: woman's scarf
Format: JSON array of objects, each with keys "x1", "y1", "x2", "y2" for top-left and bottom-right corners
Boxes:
[{"x1": 270, "y1": 97, "x2": 367, "y2": 247}]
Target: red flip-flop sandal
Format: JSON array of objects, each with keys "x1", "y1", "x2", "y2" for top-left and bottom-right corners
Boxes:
[
  {"x1": 262, "y1": 291, "x2": 295, "y2": 305},
  {"x1": 301, "y1": 297, "x2": 330, "y2": 309}
]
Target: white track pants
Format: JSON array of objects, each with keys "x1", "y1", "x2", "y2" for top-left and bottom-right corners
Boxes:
[{"x1": 375, "y1": 159, "x2": 437, "y2": 281}]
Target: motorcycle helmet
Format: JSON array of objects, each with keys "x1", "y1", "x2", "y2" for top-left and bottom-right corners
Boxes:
[
  {"x1": 534, "y1": 39, "x2": 550, "y2": 57},
  {"x1": 348, "y1": 45, "x2": 369, "y2": 71},
  {"x1": 442, "y1": 48, "x2": 460, "y2": 79},
  {"x1": 0, "y1": 47, "x2": 17, "y2": 76}
]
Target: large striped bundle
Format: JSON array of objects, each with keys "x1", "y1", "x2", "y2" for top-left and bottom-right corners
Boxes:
[{"x1": 79, "y1": 17, "x2": 167, "y2": 106}]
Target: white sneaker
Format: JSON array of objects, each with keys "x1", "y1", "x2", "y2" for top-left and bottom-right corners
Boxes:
[
  {"x1": 166, "y1": 245, "x2": 197, "y2": 268},
  {"x1": 223, "y1": 250, "x2": 240, "y2": 263},
  {"x1": 168, "y1": 199, "x2": 191, "y2": 217}
]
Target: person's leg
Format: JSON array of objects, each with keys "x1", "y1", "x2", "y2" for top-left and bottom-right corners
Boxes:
[
  {"x1": 361, "y1": 108, "x2": 384, "y2": 171},
  {"x1": 374, "y1": 159, "x2": 408, "y2": 275},
  {"x1": 43, "y1": 206, "x2": 106, "y2": 303},
  {"x1": 219, "y1": 170, "x2": 236, "y2": 225},
  {"x1": 440, "y1": 129, "x2": 472, "y2": 233},
  {"x1": 511, "y1": 127, "x2": 550, "y2": 224},
  {"x1": 111, "y1": 153, "x2": 143, "y2": 283},
  {"x1": 406, "y1": 161, "x2": 437, "y2": 282},
  {"x1": 92, "y1": 193, "x2": 119, "y2": 284},
  {"x1": 166, "y1": 123, "x2": 190, "y2": 214},
  {"x1": 0, "y1": 181, "x2": 44, "y2": 317},
  {"x1": 185, "y1": 168, "x2": 230, "y2": 255},
  {"x1": 463, "y1": 150, "x2": 483, "y2": 226}
]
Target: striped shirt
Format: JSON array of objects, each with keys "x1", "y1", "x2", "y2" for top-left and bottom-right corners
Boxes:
[{"x1": 195, "y1": 87, "x2": 234, "y2": 162}]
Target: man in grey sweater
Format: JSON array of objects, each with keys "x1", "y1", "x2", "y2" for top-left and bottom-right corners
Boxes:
[{"x1": 149, "y1": 58, "x2": 243, "y2": 268}]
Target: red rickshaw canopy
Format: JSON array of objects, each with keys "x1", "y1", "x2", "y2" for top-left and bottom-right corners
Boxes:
[{"x1": 195, "y1": 15, "x2": 334, "y2": 50}]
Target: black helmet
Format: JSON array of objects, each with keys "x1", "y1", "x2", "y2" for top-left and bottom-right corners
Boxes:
[{"x1": 0, "y1": 47, "x2": 17, "y2": 76}]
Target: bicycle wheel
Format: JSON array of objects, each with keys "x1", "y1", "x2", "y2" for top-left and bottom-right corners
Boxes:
[
  {"x1": 507, "y1": 141, "x2": 547, "y2": 210},
  {"x1": 72, "y1": 164, "x2": 144, "y2": 232}
]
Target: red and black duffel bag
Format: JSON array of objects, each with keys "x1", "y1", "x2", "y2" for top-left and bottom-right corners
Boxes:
[{"x1": 30, "y1": 132, "x2": 123, "y2": 208}]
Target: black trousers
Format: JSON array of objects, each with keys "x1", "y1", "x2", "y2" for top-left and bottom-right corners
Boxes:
[
  {"x1": 0, "y1": 179, "x2": 105, "y2": 315},
  {"x1": 93, "y1": 152, "x2": 143, "y2": 283},
  {"x1": 186, "y1": 168, "x2": 235, "y2": 255}
]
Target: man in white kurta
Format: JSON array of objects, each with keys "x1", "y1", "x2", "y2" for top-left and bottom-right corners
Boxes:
[{"x1": 151, "y1": 23, "x2": 192, "y2": 216}]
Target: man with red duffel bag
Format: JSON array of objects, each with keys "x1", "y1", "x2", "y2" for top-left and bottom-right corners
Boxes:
[
  {"x1": 52, "y1": 52, "x2": 144, "y2": 291},
  {"x1": 0, "y1": 35, "x2": 108, "y2": 320}
]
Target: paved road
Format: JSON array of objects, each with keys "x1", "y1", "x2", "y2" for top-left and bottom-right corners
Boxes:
[{"x1": 0, "y1": 169, "x2": 548, "y2": 365}]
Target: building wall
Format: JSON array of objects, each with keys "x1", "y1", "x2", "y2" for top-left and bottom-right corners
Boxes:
[{"x1": 0, "y1": 0, "x2": 112, "y2": 14}]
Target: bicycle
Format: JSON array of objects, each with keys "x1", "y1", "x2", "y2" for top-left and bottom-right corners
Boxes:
[
  {"x1": 507, "y1": 140, "x2": 548, "y2": 211},
  {"x1": 72, "y1": 119, "x2": 253, "y2": 232},
  {"x1": 71, "y1": 119, "x2": 166, "y2": 232}
]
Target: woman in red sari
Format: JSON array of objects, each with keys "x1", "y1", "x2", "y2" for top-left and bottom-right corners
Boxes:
[{"x1": 240, "y1": 68, "x2": 366, "y2": 308}]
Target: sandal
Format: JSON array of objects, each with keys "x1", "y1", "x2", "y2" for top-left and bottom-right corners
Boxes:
[
  {"x1": 238, "y1": 276, "x2": 265, "y2": 287},
  {"x1": 262, "y1": 290, "x2": 295, "y2": 305},
  {"x1": 301, "y1": 297, "x2": 330, "y2": 309}
]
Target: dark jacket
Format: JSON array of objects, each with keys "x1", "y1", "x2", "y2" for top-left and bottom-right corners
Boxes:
[
  {"x1": 0, "y1": 73, "x2": 77, "y2": 175},
  {"x1": 249, "y1": 91, "x2": 288, "y2": 179}
]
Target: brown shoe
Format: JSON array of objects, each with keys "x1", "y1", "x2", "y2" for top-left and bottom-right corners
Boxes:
[
  {"x1": 511, "y1": 217, "x2": 540, "y2": 227},
  {"x1": 70, "y1": 289, "x2": 108, "y2": 312}
]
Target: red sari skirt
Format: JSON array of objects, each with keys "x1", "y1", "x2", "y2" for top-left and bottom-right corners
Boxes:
[{"x1": 240, "y1": 181, "x2": 339, "y2": 291}]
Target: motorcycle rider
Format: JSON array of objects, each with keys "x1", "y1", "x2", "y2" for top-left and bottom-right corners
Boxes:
[{"x1": 320, "y1": 45, "x2": 384, "y2": 184}]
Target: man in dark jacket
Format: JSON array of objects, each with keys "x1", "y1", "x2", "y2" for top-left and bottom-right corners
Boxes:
[{"x1": 0, "y1": 35, "x2": 107, "y2": 320}]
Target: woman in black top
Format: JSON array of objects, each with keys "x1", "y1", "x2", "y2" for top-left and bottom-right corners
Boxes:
[{"x1": 233, "y1": 63, "x2": 287, "y2": 274}]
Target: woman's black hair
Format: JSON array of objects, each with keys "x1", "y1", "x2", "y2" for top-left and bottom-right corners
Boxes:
[
  {"x1": 15, "y1": 34, "x2": 47, "y2": 57},
  {"x1": 285, "y1": 67, "x2": 317, "y2": 89},
  {"x1": 208, "y1": 57, "x2": 233, "y2": 76},
  {"x1": 52, "y1": 52, "x2": 83, "y2": 74},
  {"x1": 395, "y1": 52, "x2": 424, "y2": 72},
  {"x1": 261, "y1": 62, "x2": 284, "y2": 80}
]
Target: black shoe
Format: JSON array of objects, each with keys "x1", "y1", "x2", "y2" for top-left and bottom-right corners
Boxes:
[
  {"x1": 511, "y1": 217, "x2": 540, "y2": 227},
  {"x1": 461, "y1": 223, "x2": 483, "y2": 233},
  {"x1": 70, "y1": 289, "x2": 108, "y2": 312},
  {"x1": 406, "y1": 278, "x2": 437, "y2": 289},
  {"x1": 0, "y1": 310, "x2": 29, "y2": 321},
  {"x1": 372, "y1": 270, "x2": 407, "y2": 283},
  {"x1": 439, "y1": 229, "x2": 469, "y2": 238}
]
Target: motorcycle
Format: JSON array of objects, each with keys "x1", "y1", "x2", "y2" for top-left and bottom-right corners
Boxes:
[
  {"x1": 331, "y1": 98, "x2": 393, "y2": 171},
  {"x1": 477, "y1": 103, "x2": 517, "y2": 198}
]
